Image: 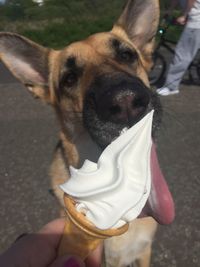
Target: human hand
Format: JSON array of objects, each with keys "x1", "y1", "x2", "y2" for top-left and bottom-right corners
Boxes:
[
  {"x1": 0, "y1": 218, "x2": 102, "y2": 267},
  {"x1": 176, "y1": 15, "x2": 187, "y2": 25}
]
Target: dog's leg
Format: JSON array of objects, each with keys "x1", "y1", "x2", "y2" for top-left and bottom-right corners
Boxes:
[
  {"x1": 134, "y1": 245, "x2": 151, "y2": 267},
  {"x1": 104, "y1": 218, "x2": 157, "y2": 267},
  {"x1": 116, "y1": 245, "x2": 151, "y2": 267},
  {"x1": 104, "y1": 242, "x2": 152, "y2": 267}
]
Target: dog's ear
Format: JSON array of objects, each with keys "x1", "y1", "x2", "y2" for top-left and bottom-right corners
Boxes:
[
  {"x1": 113, "y1": 0, "x2": 159, "y2": 58},
  {"x1": 0, "y1": 32, "x2": 51, "y2": 101}
]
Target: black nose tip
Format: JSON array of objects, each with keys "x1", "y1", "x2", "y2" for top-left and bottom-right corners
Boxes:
[{"x1": 98, "y1": 89, "x2": 150, "y2": 124}]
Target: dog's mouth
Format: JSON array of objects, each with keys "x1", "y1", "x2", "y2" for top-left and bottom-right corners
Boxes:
[
  {"x1": 141, "y1": 143, "x2": 175, "y2": 224},
  {"x1": 79, "y1": 128, "x2": 175, "y2": 226},
  {"x1": 82, "y1": 76, "x2": 174, "y2": 225},
  {"x1": 117, "y1": 128, "x2": 175, "y2": 225}
]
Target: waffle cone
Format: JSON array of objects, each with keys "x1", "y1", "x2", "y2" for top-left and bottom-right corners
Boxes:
[{"x1": 58, "y1": 193, "x2": 129, "y2": 259}]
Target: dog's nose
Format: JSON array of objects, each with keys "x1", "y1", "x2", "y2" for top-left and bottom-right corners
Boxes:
[{"x1": 97, "y1": 89, "x2": 150, "y2": 125}]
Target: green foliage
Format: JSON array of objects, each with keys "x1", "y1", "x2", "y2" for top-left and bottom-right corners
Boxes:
[
  {"x1": 0, "y1": 0, "x2": 124, "y2": 48},
  {"x1": 0, "y1": 0, "x2": 181, "y2": 48},
  {"x1": 2, "y1": 0, "x2": 37, "y2": 20},
  {"x1": 163, "y1": 24, "x2": 183, "y2": 43},
  {"x1": 0, "y1": 3, "x2": 25, "y2": 21}
]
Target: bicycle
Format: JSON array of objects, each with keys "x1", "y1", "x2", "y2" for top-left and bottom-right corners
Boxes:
[{"x1": 149, "y1": 16, "x2": 200, "y2": 86}]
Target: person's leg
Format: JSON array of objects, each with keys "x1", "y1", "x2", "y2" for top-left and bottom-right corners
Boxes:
[{"x1": 157, "y1": 28, "x2": 200, "y2": 95}]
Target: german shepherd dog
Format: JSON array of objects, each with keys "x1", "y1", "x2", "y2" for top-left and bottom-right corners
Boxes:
[{"x1": 0, "y1": 0, "x2": 175, "y2": 266}]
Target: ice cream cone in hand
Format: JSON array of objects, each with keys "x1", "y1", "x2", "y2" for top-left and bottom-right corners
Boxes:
[
  {"x1": 58, "y1": 112, "x2": 155, "y2": 257},
  {"x1": 58, "y1": 193, "x2": 129, "y2": 259},
  {"x1": 58, "y1": 112, "x2": 171, "y2": 258}
]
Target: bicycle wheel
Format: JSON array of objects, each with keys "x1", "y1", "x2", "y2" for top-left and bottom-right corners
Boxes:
[
  {"x1": 149, "y1": 52, "x2": 167, "y2": 86},
  {"x1": 183, "y1": 63, "x2": 200, "y2": 85},
  {"x1": 196, "y1": 61, "x2": 200, "y2": 82}
]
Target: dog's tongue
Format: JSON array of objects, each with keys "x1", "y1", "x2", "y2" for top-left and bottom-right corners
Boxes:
[{"x1": 144, "y1": 143, "x2": 175, "y2": 224}]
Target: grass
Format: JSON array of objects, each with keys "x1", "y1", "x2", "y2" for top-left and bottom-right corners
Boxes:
[
  {"x1": 0, "y1": 0, "x2": 182, "y2": 49},
  {"x1": 0, "y1": 0, "x2": 124, "y2": 49}
]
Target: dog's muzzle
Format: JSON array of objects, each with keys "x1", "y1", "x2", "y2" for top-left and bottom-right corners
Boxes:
[
  {"x1": 95, "y1": 77, "x2": 150, "y2": 126},
  {"x1": 83, "y1": 75, "x2": 156, "y2": 148}
]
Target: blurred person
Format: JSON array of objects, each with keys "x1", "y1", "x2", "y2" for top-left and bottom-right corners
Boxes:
[{"x1": 157, "y1": 0, "x2": 200, "y2": 96}]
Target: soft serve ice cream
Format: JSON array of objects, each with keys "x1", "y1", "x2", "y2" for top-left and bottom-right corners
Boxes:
[{"x1": 60, "y1": 111, "x2": 154, "y2": 230}]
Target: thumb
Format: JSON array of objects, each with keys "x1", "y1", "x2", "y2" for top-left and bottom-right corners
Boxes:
[{"x1": 49, "y1": 256, "x2": 85, "y2": 267}]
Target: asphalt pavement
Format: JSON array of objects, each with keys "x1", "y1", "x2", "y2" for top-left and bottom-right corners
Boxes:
[{"x1": 0, "y1": 62, "x2": 199, "y2": 267}]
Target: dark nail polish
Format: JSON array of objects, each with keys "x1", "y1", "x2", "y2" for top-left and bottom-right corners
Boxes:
[{"x1": 63, "y1": 257, "x2": 81, "y2": 267}]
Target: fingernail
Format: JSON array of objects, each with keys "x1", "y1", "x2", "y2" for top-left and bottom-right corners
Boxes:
[{"x1": 63, "y1": 257, "x2": 82, "y2": 267}]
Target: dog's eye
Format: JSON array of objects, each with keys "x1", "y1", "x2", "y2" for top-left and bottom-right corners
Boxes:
[
  {"x1": 111, "y1": 39, "x2": 138, "y2": 64},
  {"x1": 63, "y1": 72, "x2": 78, "y2": 87},
  {"x1": 119, "y1": 50, "x2": 137, "y2": 63}
]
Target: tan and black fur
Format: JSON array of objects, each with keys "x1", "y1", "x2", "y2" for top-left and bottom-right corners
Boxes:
[{"x1": 0, "y1": 1, "x2": 161, "y2": 266}]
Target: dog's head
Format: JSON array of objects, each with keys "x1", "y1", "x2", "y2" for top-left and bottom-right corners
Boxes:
[
  {"x1": 0, "y1": 0, "x2": 175, "y2": 225},
  {"x1": 0, "y1": 0, "x2": 161, "y2": 149}
]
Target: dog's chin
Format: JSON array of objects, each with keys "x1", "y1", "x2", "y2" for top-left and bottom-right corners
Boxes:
[
  {"x1": 83, "y1": 110, "x2": 160, "y2": 149},
  {"x1": 86, "y1": 122, "x2": 142, "y2": 149},
  {"x1": 83, "y1": 110, "x2": 133, "y2": 149}
]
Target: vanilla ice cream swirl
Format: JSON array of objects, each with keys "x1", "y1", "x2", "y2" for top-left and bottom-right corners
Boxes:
[{"x1": 60, "y1": 111, "x2": 154, "y2": 230}]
